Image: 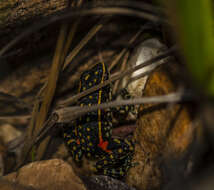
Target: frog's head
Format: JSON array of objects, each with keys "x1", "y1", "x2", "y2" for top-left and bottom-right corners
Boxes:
[{"x1": 79, "y1": 62, "x2": 109, "y2": 92}]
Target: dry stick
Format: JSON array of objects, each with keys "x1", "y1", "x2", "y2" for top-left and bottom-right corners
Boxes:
[
  {"x1": 55, "y1": 92, "x2": 195, "y2": 123},
  {"x1": 32, "y1": 91, "x2": 196, "y2": 149},
  {"x1": 112, "y1": 51, "x2": 130, "y2": 95},
  {"x1": 63, "y1": 20, "x2": 104, "y2": 70},
  {"x1": 16, "y1": 100, "x2": 40, "y2": 169},
  {"x1": 0, "y1": 115, "x2": 30, "y2": 120},
  {"x1": 0, "y1": 5, "x2": 165, "y2": 57},
  {"x1": 93, "y1": 0, "x2": 162, "y2": 14},
  {"x1": 26, "y1": 47, "x2": 176, "y2": 153},
  {"x1": 109, "y1": 29, "x2": 142, "y2": 71},
  {"x1": 61, "y1": 20, "x2": 80, "y2": 66},
  {"x1": 17, "y1": 2, "x2": 82, "y2": 168},
  {"x1": 16, "y1": 24, "x2": 68, "y2": 169},
  {"x1": 58, "y1": 45, "x2": 177, "y2": 107},
  {"x1": 35, "y1": 24, "x2": 68, "y2": 161},
  {"x1": 0, "y1": 49, "x2": 169, "y2": 121},
  {"x1": 0, "y1": 21, "x2": 104, "y2": 122}
]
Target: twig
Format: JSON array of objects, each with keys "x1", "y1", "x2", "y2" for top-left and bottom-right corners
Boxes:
[
  {"x1": 58, "y1": 45, "x2": 177, "y2": 107},
  {"x1": 55, "y1": 91, "x2": 196, "y2": 123},
  {"x1": 63, "y1": 19, "x2": 105, "y2": 70},
  {"x1": 109, "y1": 29, "x2": 142, "y2": 71},
  {"x1": 0, "y1": 3, "x2": 166, "y2": 57}
]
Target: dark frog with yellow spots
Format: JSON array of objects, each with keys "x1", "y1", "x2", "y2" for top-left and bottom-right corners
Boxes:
[{"x1": 63, "y1": 62, "x2": 134, "y2": 179}]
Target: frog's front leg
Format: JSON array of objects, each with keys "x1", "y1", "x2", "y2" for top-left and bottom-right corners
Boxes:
[
  {"x1": 112, "y1": 88, "x2": 136, "y2": 119},
  {"x1": 95, "y1": 138, "x2": 134, "y2": 178},
  {"x1": 63, "y1": 124, "x2": 84, "y2": 163}
]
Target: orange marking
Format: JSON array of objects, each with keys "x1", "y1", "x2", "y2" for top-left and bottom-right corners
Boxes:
[
  {"x1": 98, "y1": 140, "x2": 112, "y2": 153},
  {"x1": 76, "y1": 139, "x2": 80, "y2": 145}
]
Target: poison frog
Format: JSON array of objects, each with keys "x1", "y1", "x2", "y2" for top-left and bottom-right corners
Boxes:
[{"x1": 63, "y1": 62, "x2": 134, "y2": 178}]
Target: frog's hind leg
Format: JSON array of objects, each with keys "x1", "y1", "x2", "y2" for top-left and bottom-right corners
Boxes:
[
  {"x1": 63, "y1": 124, "x2": 83, "y2": 164},
  {"x1": 95, "y1": 138, "x2": 134, "y2": 178},
  {"x1": 101, "y1": 154, "x2": 133, "y2": 179}
]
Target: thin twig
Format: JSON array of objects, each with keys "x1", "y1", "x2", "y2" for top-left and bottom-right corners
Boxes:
[
  {"x1": 63, "y1": 19, "x2": 105, "y2": 70},
  {"x1": 58, "y1": 45, "x2": 176, "y2": 107},
  {"x1": 28, "y1": 91, "x2": 197, "y2": 148},
  {"x1": 109, "y1": 29, "x2": 142, "y2": 71},
  {"x1": 55, "y1": 91, "x2": 196, "y2": 123},
  {"x1": 0, "y1": 3, "x2": 166, "y2": 56}
]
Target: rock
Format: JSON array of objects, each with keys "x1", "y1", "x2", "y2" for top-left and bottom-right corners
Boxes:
[
  {"x1": 126, "y1": 38, "x2": 169, "y2": 98},
  {"x1": 81, "y1": 175, "x2": 136, "y2": 190},
  {"x1": 0, "y1": 138, "x2": 7, "y2": 176},
  {"x1": 126, "y1": 63, "x2": 200, "y2": 190},
  {"x1": 0, "y1": 178, "x2": 38, "y2": 190},
  {"x1": 0, "y1": 124, "x2": 22, "y2": 144},
  {"x1": 4, "y1": 159, "x2": 86, "y2": 190}
]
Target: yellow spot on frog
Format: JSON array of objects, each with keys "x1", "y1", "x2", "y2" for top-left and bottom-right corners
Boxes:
[
  {"x1": 87, "y1": 128, "x2": 90, "y2": 131},
  {"x1": 81, "y1": 139, "x2": 85, "y2": 143},
  {"x1": 87, "y1": 153, "x2": 91, "y2": 157},
  {"x1": 114, "y1": 139, "x2": 121, "y2": 144},
  {"x1": 89, "y1": 95, "x2": 93, "y2": 99},
  {"x1": 118, "y1": 148, "x2": 123, "y2": 153},
  {"x1": 89, "y1": 82, "x2": 92, "y2": 86},
  {"x1": 67, "y1": 139, "x2": 74, "y2": 145},
  {"x1": 87, "y1": 136, "x2": 90, "y2": 140},
  {"x1": 85, "y1": 74, "x2": 90, "y2": 81},
  {"x1": 89, "y1": 142, "x2": 93, "y2": 146},
  {"x1": 73, "y1": 146, "x2": 77, "y2": 150},
  {"x1": 93, "y1": 78, "x2": 97, "y2": 83},
  {"x1": 95, "y1": 71, "x2": 99, "y2": 75},
  {"x1": 125, "y1": 106, "x2": 129, "y2": 111},
  {"x1": 104, "y1": 160, "x2": 108, "y2": 165}
]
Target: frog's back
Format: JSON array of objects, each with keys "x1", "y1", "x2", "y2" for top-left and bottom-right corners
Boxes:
[{"x1": 77, "y1": 62, "x2": 112, "y2": 156}]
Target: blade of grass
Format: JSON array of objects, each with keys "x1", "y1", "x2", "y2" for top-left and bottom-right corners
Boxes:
[
  {"x1": 163, "y1": 0, "x2": 214, "y2": 95},
  {"x1": 34, "y1": 23, "x2": 68, "y2": 160}
]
